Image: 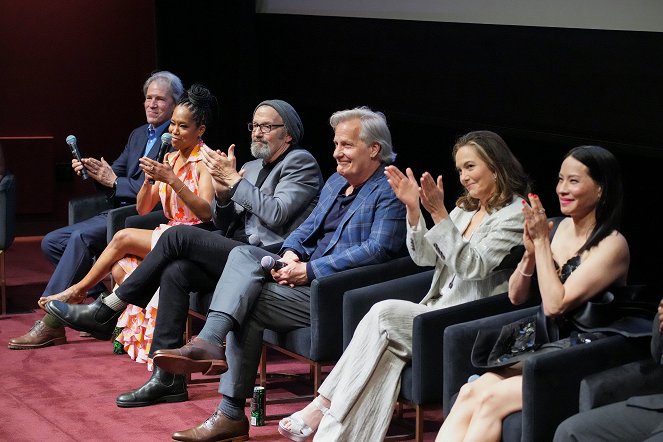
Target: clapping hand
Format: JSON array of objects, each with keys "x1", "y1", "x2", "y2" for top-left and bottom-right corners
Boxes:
[
  {"x1": 79, "y1": 157, "x2": 117, "y2": 187},
  {"x1": 201, "y1": 145, "x2": 243, "y2": 200},
  {"x1": 419, "y1": 171, "x2": 447, "y2": 223},
  {"x1": 139, "y1": 157, "x2": 175, "y2": 185}
]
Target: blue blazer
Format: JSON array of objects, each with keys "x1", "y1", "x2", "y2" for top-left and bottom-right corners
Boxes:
[
  {"x1": 105, "y1": 123, "x2": 168, "y2": 207},
  {"x1": 282, "y1": 166, "x2": 407, "y2": 279}
]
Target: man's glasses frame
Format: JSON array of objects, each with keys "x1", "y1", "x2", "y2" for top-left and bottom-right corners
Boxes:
[{"x1": 248, "y1": 123, "x2": 285, "y2": 134}]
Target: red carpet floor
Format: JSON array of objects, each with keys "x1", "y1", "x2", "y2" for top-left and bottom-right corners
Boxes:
[
  {"x1": 1, "y1": 237, "x2": 443, "y2": 440},
  {"x1": 0, "y1": 311, "x2": 443, "y2": 441}
]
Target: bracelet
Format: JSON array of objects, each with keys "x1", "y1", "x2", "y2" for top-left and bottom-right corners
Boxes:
[
  {"x1": 517, "y1": 263, "x2": 533, "y2": 278},
  {"x1": 175, "y1": 183, "x2": 186, "y2": 195}
]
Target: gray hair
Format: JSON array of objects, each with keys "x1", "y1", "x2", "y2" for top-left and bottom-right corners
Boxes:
[
  {"x1": 329, "y1": 106, "x2": 396, "y2": 164},
  {"x1": 143, "y1": 70, "x2": 184, "y2": 103}
]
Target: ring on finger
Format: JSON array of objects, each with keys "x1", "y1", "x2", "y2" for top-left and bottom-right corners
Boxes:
[{"x1": 538, "y1": 209, "x2": 546, "y2": 214}]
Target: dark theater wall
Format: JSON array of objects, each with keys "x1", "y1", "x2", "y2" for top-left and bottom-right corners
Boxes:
[
  {"x1": 0, "y1": 0, "x2": 158, "y2": 218},
  {"x1": 154, "y1": 3, "x2": 662, "y2": 290},
  {"x1": 2, "y1": 1, "x2": 660, "y2": 290}
]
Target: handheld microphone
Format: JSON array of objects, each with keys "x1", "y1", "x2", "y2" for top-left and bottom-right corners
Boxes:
[
  {"x1": 149, "y1": 133, "x2": 173, "y2": 184},
  {"x1": 66, "y1": 134, "x2": 88, "y2": 180},
  {"x1": 248, "y1": 234, "x2": 262, "y2": 246},
  {"x1": 260, "y1": 256, "x2": 286, "y2": 272}
]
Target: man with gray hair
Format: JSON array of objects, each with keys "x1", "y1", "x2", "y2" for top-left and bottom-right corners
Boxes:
[
  {"x1": 9, "y1": 71, "x2": 183, "y2": 350},
  {"x1": 45, "y1": 99, "x2": 324, "y2": 408},
  {"x1": 150, "y1": 106, "x2": 407, "y2": 441}
]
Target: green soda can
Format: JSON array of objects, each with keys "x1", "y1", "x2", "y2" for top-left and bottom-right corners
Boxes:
[{"x1": 250, "y1": 386, "x2": 266, "y2": 426}]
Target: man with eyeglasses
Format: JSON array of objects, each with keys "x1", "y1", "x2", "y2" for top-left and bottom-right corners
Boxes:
[{"x1": 44, "y1": 99, "x2": 323, "y2": 408}]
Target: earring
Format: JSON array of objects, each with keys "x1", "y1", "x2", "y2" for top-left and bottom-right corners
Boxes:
[{"x1": 493, "y1": 173, "x2": 497, "y2": 181}]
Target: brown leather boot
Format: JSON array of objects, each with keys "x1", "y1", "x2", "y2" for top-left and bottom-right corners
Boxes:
[
  {"x1": 171, "y1": 410, "x2": 248, "y2": 442},
  {"x1": 153, "y1": 337, "x2": 227, "y2": 376},
  {"x1": 8, "y1": 320, "x2": 67, "y2": 350}
]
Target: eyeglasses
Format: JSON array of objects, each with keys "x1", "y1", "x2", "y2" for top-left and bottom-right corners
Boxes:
[{"x1": 248, "y1": 123, "x2": 285, "y2": 134}]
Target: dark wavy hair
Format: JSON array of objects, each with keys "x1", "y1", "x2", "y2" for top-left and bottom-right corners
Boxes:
[
  {"x1": 452, "y1": 130, "x2": 531, "y2": 213},
  {"x1": 177, "y1": 84, "x2": 218, "y2": 128},
  {"x1": 564, "y1": 145, "x2": 623, "y2": 254}
]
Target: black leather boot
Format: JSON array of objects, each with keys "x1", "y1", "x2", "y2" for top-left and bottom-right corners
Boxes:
[
  {"x1": 45, "y1": 295, "x2": 121, "y2": 340},
  {"x1": 116, "y1": 366, "x2": 188, "y2": 408}
]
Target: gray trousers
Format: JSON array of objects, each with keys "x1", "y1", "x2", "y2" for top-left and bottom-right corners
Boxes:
[
  {"x1": 314, "y1": 300, "x2": 431, "y2": 442},
  {"x1": 210, "y1": 246, "x2": 312, "y2": 399},
  {"x1": 554, "y1": 395, "x2": 663, "y2": 442}
]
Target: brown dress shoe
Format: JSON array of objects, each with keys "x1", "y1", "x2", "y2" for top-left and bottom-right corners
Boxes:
[
  {"x1": 153, "y1": 337, "x2": 227, "y2": 376},
  {"x1": 8, "y1": 320, "x2": 67, "y2": 350},
  {"x1": 172, "y1": 410, "x2": 248, "y2": 442}
]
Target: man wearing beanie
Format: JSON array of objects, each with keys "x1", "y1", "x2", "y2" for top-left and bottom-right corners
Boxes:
[{"x1": 45, "y1": 99, "x2": 323, "y2": 408}]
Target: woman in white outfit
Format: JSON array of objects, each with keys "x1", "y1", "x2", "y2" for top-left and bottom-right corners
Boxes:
[{"x1": 279, "y1": 130, "x2": 531, "y2": 441}]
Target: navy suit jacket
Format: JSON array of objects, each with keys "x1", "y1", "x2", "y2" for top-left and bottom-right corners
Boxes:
[{"x1": 103, "y1": 123, "x2": 168, "y2": 207}]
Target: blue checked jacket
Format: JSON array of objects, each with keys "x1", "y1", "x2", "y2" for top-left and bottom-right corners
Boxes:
[{"x1": 281, "y1": 166, "x2": 407, "y2": 279}]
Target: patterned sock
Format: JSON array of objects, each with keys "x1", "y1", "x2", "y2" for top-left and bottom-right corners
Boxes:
[
  {"x1": 219, "y1": 396, "x2": 245, "y2": 421},
  {"x1": 102, "y1": 292, "x2": 128, "y2": 311},
  {"x1": 197, "y1": 311, "x2": 234, "y2": 346}
]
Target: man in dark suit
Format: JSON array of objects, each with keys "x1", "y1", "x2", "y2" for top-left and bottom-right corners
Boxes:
[
  {"x1": 553, "y1": 298, "x2": 663, "y2": 441},
  {"x1": 45, "y1": 100, "x2": 324, "y2": 408},
  {"x1": 12, "y1": 71, "x2": 183, "y2": 349}
]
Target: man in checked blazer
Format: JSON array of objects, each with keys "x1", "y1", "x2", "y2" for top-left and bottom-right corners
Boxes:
[{"x1": 148, "y1": 106, "x2": 408, "y2": 441}]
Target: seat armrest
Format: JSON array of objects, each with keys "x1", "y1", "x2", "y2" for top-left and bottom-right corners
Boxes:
[
  {"x1": 109, "y1": 203, "x2": 169, "y2": 242},
  {"x1": 309, "y1": 255, "x2": 428, "y2": 361},
  {"x1": 411, "y1": 292, "x2": 528, "y2": 405},
  {"x1": 0, "y1": 173, "x2": 16, "y2": 250},
  {"x1": 579, "y1": 358, "x2": 663, "y2": 411},
  {"x1": 68, "y1": 194, "x2": 113, "y2": 225},
  {"x1": 107, "y1": 205, "x2": 139, "y2": 241},
  {"x1": 442, "y1": 306, "x2": 540, "y2": 414},
  {"x1": 342, "y1": 269, "x2": 434, "y2": 349},
  {"x1": 520, "y1": 335, "x2": 651, "y2": 442}
]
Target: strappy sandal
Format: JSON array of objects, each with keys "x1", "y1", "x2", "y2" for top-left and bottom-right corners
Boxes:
[{"x1": 277, "y1": 396, "x2": 330, "y2": 442}]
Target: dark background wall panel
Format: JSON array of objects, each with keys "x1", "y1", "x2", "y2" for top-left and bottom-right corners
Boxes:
[{"x1": 0, "y1": 0, "x2": 158, "y2": 213}]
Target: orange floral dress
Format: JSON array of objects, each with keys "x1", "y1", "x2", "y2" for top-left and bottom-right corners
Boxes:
[{"x1": 114, "y1": 143, "x2": 207, "y2": 370}]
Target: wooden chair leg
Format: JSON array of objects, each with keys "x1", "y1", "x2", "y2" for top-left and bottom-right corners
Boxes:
[
  {"x1": 1, "y1": 251, "x2": 6, "y2": 315},
  {"x1": 184, "y1": 313, "x2": 193, "y2": 383},
  {"x1": 260, "y1": 345, "x2": 267, "y2": 388},
  {"x1": 415, "y1": 404, "x2": 424, "y2": 442}
]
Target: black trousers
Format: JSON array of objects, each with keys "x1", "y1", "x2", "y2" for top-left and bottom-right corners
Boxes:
[{"x1": 114, "y1": 225, "x2": 246, "y2": 355}]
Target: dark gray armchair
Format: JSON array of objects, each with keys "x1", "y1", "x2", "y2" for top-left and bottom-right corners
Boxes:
[
  {"x1": 67, "y1": 193, "x2": 113, "y2": 226},
  {"x1": 578, "y1": 357, "x2": 663, "y2": 412},
  {"x1": 1, "y1": 173, "x2": 16, "y2": 314},
  {"x1": 259, "y1": 255, "x2": 429, "y2": 400},
  {"x1": 443, "y1": 306, "x2": 652, "y2": 442},
  {"x1": 343, "y1": 274, "x2": 536, "y2": 442}
]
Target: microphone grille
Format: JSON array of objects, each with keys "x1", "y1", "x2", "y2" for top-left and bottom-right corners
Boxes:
[
  {"x1": 161, "y1": 133, "x2": 173, "y2": 143},
  {"x1": 66, "y1": 134, "x2": 77, "y2": 145},
  {"x1": 260, "y1": 256, "x2": 275, "y2": 269}
]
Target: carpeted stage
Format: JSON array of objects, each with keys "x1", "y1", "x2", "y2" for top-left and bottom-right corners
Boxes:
[{"x1": 0, "y1": 237, "x2": 442, "y2": 441}]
